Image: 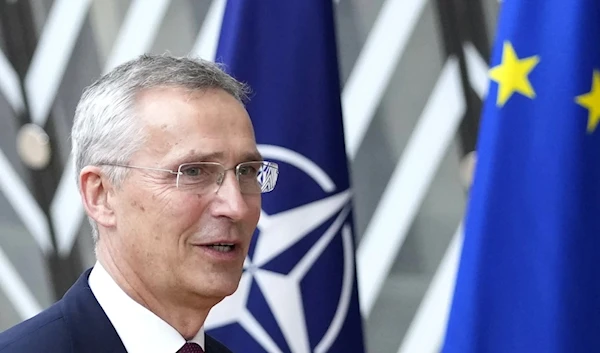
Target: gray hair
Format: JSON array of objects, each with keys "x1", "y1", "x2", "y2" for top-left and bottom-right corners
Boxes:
[{"x1": 71, "y1": 54, "x2": 250, "y2": 241}]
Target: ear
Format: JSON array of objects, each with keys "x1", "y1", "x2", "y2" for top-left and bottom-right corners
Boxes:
[{"x1": 80, "y1": 166, "x2": 116, "y2": 230}]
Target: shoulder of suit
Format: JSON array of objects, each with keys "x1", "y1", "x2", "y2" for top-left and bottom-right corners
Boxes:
[
  {"x1": 0, "y1": 301, "x2": 70, "y2": 352},
  {"x1": 205, "y1": 334, "x2": 234, "y2": 353}
]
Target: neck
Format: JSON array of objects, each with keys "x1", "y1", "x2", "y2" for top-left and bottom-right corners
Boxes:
[{"x1": 95, "y1": 240, "x2": 210, "y2": 340}]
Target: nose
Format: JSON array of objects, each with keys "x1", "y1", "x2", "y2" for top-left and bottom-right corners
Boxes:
[{"x1": 212, "y1": 171, "x2": 251, "y2": 221}]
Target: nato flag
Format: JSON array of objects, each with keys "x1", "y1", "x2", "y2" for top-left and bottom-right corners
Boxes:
[{"x1": 204, "y1": 1, "x2": 366, "y2": 352}]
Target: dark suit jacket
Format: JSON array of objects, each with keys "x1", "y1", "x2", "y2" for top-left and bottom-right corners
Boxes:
[{"x1": 0, "y1": 268, "x2": 232, "y2": 353}]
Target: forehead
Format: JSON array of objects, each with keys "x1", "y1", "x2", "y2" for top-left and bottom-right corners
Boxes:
[{"x1": 133, "y1": 87, "x2": 258, "y2": 164}]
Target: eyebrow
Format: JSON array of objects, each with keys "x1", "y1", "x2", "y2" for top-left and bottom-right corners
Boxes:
[
  {"x1": 244, "y1": 151, "x2": 264, "y2": 162},
  {"x1": 176, "y1": 150, "x2": 263, "y2": 165}
]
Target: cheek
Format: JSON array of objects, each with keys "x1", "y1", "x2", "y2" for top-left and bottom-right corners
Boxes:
[
  {"x1": 246, "y1": 196, "x2": 262, "y2": 225},
  {"x1": 117, "y1": 187, "x2": 182, "y2": 235},
  {"x1": 166, "y1": 193, "x2": 212, "y2": 227}
]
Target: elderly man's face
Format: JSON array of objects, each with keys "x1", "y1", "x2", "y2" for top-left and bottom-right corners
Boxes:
[{"x1": 111, "y1": 87, "x2": 261, "y2": 305}]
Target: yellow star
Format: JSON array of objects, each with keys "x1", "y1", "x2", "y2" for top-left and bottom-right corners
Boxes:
[
  {"x1": 575, "y1": 70, "x2": 600, "y2": 133},
  {"x1": 488, "y1": 41, "x2": 540, "y2": 107}
]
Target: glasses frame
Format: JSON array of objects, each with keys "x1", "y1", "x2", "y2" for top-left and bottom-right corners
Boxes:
[{"x1": 99, "y1": 160, "x2": 279, "y2": 194}]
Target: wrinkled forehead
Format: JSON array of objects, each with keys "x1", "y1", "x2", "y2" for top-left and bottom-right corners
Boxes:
[{"x1": 132, "y1": 87, "x2": 258, "y2": 165}]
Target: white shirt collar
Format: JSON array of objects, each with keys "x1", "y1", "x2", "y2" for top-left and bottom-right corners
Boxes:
[{"x1": 88, "y1": 261, "x2": 205, "y2": 353}]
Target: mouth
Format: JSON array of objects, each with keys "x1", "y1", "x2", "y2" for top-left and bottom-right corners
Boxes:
[
  {"x1": 193, "y1": 241, "x2": 242, "y2": 261},
  {"x1": 205, "y1": 243, "x2": 236, "y2": 253}
]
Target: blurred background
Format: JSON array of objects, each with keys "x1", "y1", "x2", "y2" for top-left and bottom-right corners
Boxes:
[{"x1": 0, "y1": 0, "x2": 499, "y2": 352}]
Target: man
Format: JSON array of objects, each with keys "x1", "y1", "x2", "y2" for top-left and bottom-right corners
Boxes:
[{"x1": 0, "y1": 54, "x2": 279, "y2": 353}]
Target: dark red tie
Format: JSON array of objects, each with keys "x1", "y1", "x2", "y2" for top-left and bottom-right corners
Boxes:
[{"x1": 178, "y1": 342, "x2": 205, "y2": 353}]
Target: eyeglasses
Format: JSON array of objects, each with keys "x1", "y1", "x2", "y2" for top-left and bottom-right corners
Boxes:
[{"x1": 101, "y1": 161, "x2": 279, "y2": 194}]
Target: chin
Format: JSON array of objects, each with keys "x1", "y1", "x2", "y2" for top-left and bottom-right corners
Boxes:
[
  {"x1": 193, "y1": 272, "x2": 243, "y2": 299},
  {"x1": 218, "y1": 275, "x2": 243, "y2": 296},
  {"x1": 220, "y1": 284, "x2": 240, "y2": 298},
  {"x1": 201, "y1": 283, "x2": 240, "y2": 303}
]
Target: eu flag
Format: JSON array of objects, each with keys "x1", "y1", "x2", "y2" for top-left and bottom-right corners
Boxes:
[
  {"x1": 204, "y1": 1, "x2": 366, "y2": 352},
  {"x1": 442, "y1": 1, "x2": 600, "y2": 352}
]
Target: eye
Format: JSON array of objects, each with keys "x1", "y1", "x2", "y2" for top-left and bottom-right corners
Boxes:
[
  {"x1": 238, "y1": 164, "x2": 259, "y2": 177},
  {"x1": 181, "y1": 165, "x2": 203, "y2": 176}
]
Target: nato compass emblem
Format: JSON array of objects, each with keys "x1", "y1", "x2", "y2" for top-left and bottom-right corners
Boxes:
[{"x1": 205, "y1": 145, "x2": 357, "y2": 353}]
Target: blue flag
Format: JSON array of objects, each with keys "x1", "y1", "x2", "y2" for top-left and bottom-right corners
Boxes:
[
  {"x1": 204, "y1": 1, "x2": 366, "y2": 352},
  {"x1": 443, "y1": 1, "x2": 600, "y2": 352}
]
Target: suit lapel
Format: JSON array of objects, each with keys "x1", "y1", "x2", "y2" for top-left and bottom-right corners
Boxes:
[
  {"x1": 59, "y1": 268, "x2": 128, "y2": 353},
  {"x1": 59, "y1": 268, "x2": 233, "y2": 353},
  {"x1": 205, "y1": 335, "x2": 233, "y2": 353}
]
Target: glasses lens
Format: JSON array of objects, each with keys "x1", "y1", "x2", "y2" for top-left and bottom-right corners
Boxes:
[
  {"x1": 176, "y1": 161, "x2": 279, "y2": 194},
  {"x1": 177, "y1": 163, "x2": 223, "y2": 191},
  {"x1": 238, "y1": 161, "x2": 279, "y2": 194}
]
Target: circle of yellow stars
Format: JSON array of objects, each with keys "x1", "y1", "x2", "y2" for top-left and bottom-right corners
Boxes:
[{"x1": 489, "y1": 41, "x2": 600, "y2": 134}]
